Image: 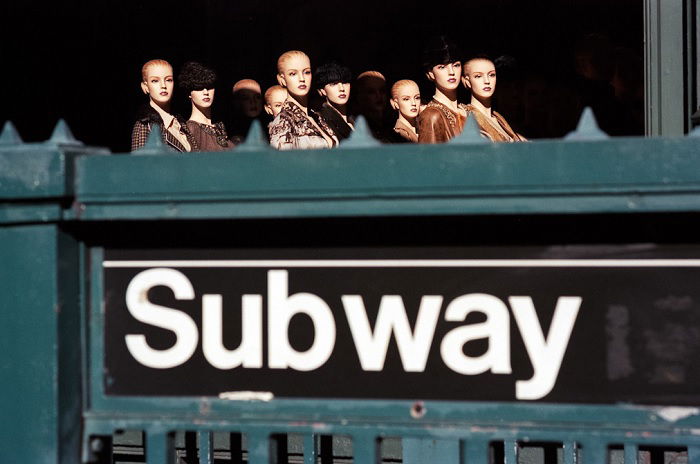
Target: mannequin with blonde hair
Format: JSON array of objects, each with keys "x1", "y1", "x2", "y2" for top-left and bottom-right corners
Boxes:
[
  {"x1": 131, "y1": 59, "x2": 192, "y2": 152},
  {"x1": 390, "y1": 80, "x2": 421, "y2": 143},
  {"x1": 268, "y1": 50, "x2": 338, "y2": 150}
]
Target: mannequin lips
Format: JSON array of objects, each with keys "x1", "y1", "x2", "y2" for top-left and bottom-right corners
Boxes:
[
  {"x1": 159, "y1": 91, "x2": 169, "y2": 96},
  {"x1": 338, "y1": 94, "x2": 347, "y2": 99},
  {"x1": 203, "y1": 97, "x2": 211, "y2": 102},
  {"x1": 447, "y1": 78, "x2": 457, "y2": 83},
  {"x1": 298, "y1": 84, "x2": 307, "y2": 90},
  {"x1": 483, "y1": 87, "x2": 492, "y2": 92}
]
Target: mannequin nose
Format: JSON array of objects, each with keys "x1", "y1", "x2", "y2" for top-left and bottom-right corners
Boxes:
[
  {"x1": 338, "y1": 84, "x2": 345, "y2": 92},
  {"x1": 447, "y1": 64, "x2": 455, "y2": 75}
]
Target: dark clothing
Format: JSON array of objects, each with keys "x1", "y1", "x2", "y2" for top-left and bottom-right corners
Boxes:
[
  {"x1": 317, "y1": 102, "x2": 354, "y2": 141},
  {"x1": 130, "y1": 105, "x2": 192, "y2": 152},
  {"x1": 185, "y1": 120, "x2": 234, "y2": 152}
]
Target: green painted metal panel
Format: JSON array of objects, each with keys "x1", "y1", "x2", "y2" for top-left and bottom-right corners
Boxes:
[{"x1": 75, "y1": 137, "x2": 700, "y2": 220}]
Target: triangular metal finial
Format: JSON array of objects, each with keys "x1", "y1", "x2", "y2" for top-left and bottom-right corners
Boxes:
[
  {"x1": 48, "y1": 119, "x2": 83, "y2": 146},
  {"x1": 688, "y1": 125, "x2": 700, "y2": 138},
  {"x1": 564, "y1": 107, "x2": 609, "y2": 141},
  {"x1": 133, "y1": 125, "x2": 175, "y2": 155},
  {"x1": 236, "y1": 119, "x2": 269, "y2": 152},
  {"x1": 341, "y1": 116, "x2": 382, "y2": 148},
  {"x1": 0, "y1": 121, "x2": 23, "y2": 145},
  {"x1": 448, "y1": 113, "x2": 489, "y2": 145}
]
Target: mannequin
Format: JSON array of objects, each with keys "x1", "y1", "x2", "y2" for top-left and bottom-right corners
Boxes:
[
  {"x1": 131, "y1": 59, "x2": 192, "y2": 152},
  {"x1": 315, "y1": 62, "x2": 354, "y2": 141},
  {"x1": 268, "y1": 50, "x2": 338, "y2": 150},
  {"x1": 229, "y1": 79, "x2": 264, "y2": 144},
  {"x1": 462, "y1": 57, "x2": 526, "y2": 142},
  {"x1": 390, "y1": 80, "x2": 421, "y2": 143},
  {"x1": 417, "y1": 37, "x2": 468, "y2": 144},
  {"x1": 178, "y1": 61, "x2": 234, "y2": 152},
  {"x1": 264, "y1": 85, "x2": 288, "y2": 117},
  {"x1": 353, "y1": 70, "x2": 393, "y2": 142}
]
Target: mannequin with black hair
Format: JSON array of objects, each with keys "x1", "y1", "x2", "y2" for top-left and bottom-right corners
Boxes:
[
  {"x1": 315, "y1": 62, "x2": 354, "y2": 141},
  {"x1": 417, "y1": 36, "x2": 468, "y2": 143},
  {"x1": 178, "y1": 61, "x2": 234, "y2": 152}
]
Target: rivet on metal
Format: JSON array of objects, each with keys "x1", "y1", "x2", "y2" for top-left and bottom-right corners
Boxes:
[
  {"x1": 48, "y1": 119, "x2": 83, "y2": 146},
  {"x1": 236, "y1": 119, "x2": 270, "y2": 152},
  {"x1": 133, "y1": 125, "x2": 175, "y2": 155},
  {"x1": 564, "y1": 107, "x2": 609, "y2": 141},
  {"x1": 448, "y1": 113, "x2": 489, "y2": 145},
  {"x1": 0, "y1": 121, "x2": 23, "y2": 145},
  {"x1": 341, "y1": 116, "x2": 382, "y2": 148}
]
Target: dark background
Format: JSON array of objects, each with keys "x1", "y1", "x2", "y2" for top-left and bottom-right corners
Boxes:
[{"x1": 0, "y1": 0, "x2": 642, "y2": 152}]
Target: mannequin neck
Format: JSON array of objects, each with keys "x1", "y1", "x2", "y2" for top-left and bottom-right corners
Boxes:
[
  {"x1": 397, "y1": 113, "x2": 417, "y2": 131},
  {"x1": 433, "y1": 87, "x2": 459, "y2": 112},
  {"x1": 289, "y1": 93, "x2": 309, "y2": 113},
  {"x1": 469, "y1": 96, "x2": 492, "y2": 117},
  {"x1": 327, "y1": 100, "x2": 350, "y2": 122},
  {"x1": 189, "y1": 104, "x2": 212, "y2": 125},
  {"x1": 150, "y1": 99, "x2": 172, "y2": 114}
]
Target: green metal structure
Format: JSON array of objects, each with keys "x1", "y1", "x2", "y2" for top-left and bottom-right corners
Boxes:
[{"x1": 1, "y1": 110, "x2": 700, "y2": 463}]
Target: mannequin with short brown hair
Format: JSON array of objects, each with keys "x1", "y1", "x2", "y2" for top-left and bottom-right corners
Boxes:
[{"x1": 268, "y1": 50, "x2": 338, "y2": 150}]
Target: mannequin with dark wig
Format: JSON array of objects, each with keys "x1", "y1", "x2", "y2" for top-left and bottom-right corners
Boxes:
[
  {"x1": 315, "y1": 62, "x2": 354, "y2": 141},
  {"x1": 417, "y1": 36, "x2": 468, "y2": 143},
  {"x1": 178, "y1": 62, "x2": 234, "y2": 152}
]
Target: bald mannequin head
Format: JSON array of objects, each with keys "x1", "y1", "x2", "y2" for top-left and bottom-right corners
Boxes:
[
  {"x1": 462, "y1": 57, "x2": 497, "y2": 103},
  {"x1": 276, "y1": 50, "x2": 312, "y2": 99},
  {"x1": 232, "y1": 78, "x2": 262, "y2": 118},
  {"x1": 264, "y1": 85, "x2": 288, "y2": 116},
  {"x1": 354, "y1": 70, "x2": 387, "y2": 120}
]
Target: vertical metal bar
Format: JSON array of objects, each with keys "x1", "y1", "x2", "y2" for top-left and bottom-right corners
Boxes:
[
  {"x1": 230, "y1": 432, "x2": 243, "y2": 464},
  {"x1": 504, "y1": 440, "x2": 518, "y2": 464},
  {"x1": 644, "y1": 0, "x2": 686, "y2": 135},
  {"x1": 352, "y1": 432, "x2": 378, "y2": 464},
  {"x1": 580, "y1": 440, "x2": 606, "y2": 464},
  {"x1": 404, "y1": 438, "x2": 460, "y2": 464},
  {"x1": 624, "y1": 444, "x2": 638, "y2": 464},
  {"x1": 463, "y1": 439, "x2": 489, "y2": 464},
  {"x1": 688, "y1": 445, "x2": 700, "y2": 464},
  {"x1": 146, "y1": 430, "x2": 174, "y2": 464},
  {"x1": 248, "y1": 432, "x2": 270, "y2": 464},
  {"x1": 304, "y1": 434, "x2": 317, "y2": 464},
  {"x1": 199, "y1": 431, "x2": 214, "y2": 464},
  {"x1": 564, "y1": 441, "x2": 578, "y2": 464}
]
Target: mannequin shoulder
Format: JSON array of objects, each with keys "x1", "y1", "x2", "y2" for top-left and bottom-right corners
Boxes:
[{"x1": 418, "y1": 106, "x2": 446, "y2": 125}]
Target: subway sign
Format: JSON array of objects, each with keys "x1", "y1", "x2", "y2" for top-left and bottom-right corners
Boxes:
[{"x1": 103, "y1": 246, "x2": 700, "y2": 404}]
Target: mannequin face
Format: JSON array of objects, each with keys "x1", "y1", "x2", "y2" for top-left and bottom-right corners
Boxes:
[
  {"x1": 463, "y1": 59, "x2": 496, "y2": 100},
  {"x1": 233, "y1": 80, "x2": 263, "y2": 118},
  {"x1": 319, "y1": 82, "x2": 350, "y2": 106},
  {"x1": 264, "y1": 87, "x2": 288, "y2": 116},
  {"x1": 426, "y1": 61, "x2": 461, "y2": 91},
  {"x1": 141, "y1": 63, "x2": 174, "y2": 105},
  {"x1": 277, "y1": 55, "x2": 312, "y2": 98},
  {"x1": 356, "y1": 76, "x2": 387, "y2": 118},
  {"x1": 190, "y1": 87, "x2": 215, "y2": 109},
  {"x1": 391, "y1": 82, "x2": 421, "y2": 120}
]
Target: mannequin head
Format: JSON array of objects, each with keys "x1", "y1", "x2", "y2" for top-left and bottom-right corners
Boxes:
[
  {"x1": 354, "y1": 70, "x2": 387, "y2": 121},
  {"x1": 264, "y1": 85, "x2": 288, "y2": 116},
  {"x1": 140, "y1": 59, "x2": 174, "y2": 108},
  {"x1": 276, "y1": 50, "x2": 312, "y2": 100},
  {"x1": 179, "y1": 61, "x2": 217, "y2": 111},
  {"x1": 232, "y1": 79, "x2": 263, "y2": 118},
  {"x1": 462, "y1": 57, "x2": 497, "y2": 103},
  {"x1": 390, "y1": 80, "x2": 421, "y2": 121},
  {"x1": 315, "y1": 62, "x2": 352, "y2": 107},
  {"x1": 422, "y1": 36, "x2": 462, "y2": 93}
]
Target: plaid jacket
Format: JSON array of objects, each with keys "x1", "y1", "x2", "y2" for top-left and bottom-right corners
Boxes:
[{"x1": 130, "y1": 106, "x2": 192, "y2": 152}]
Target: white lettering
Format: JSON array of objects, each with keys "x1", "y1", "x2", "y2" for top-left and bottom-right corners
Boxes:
[
  {"x1": 440, "y1": 293, "x2": 512, "y2": 375},
  {"x1": 509, "y1": 296, "x2": 582, "y2": 400},
  {"x1": 341, "y1": 295, "x2": 442, "y2": 371},
  {"x1": 267, "y1": 270, "x2": 336, "y2": 371},
  {"x1": 202, "y1": 294, "x2": 263, "y2": 369},
  {"x1": 125, "y1": 268, "x2": 198, "y2": 369}
]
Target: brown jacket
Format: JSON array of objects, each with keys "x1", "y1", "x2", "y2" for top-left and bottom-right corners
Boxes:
[
  {"x1": 186, "y1": 120, "x2": 234, "y2": 152},
  {"x1": 393, "y1": 119, "x2": 418, "y2": 143},
  {"x1": 466, "y1": 104, "x2": 527, "y2": 142},
  {"x1": 417, "y1": 100, "x2": 468, "y2": 144}
]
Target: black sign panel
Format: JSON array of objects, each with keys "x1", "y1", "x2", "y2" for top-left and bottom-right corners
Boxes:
[{"x1": 103, "y1": 246, "x2": 700, "y2": 404}]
